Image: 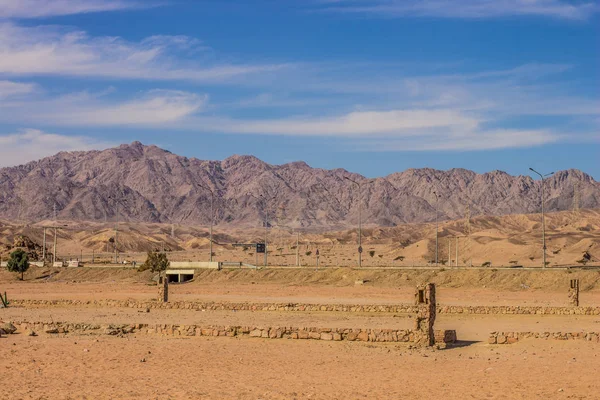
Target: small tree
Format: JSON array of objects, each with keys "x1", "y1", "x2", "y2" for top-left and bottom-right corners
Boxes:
[
  {"x1": 143, "y1": 251, "x2": 169, "y2": 273},
  {"x1": 7, "y1": 249, "x2": 30, "y2": 280}
]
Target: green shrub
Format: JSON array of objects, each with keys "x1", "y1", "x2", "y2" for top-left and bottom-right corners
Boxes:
[
  {"x1": 369, "y1": 250, "x2": 375, "y2": 258},
  {"x1": 7, "y1": 249, "x2": 30, "y2": 280},
  {"x1": 142, "y1": 251, "x2": 169, "y2": 273}
]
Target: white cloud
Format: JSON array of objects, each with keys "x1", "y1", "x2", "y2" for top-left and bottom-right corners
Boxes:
[
  {"x1": 0, "y1": 23, "x2": 289, "y2": 82},
  {"x1": 359, "y1": 129, "x2": 560, "y2": 151},
  {"x1": 321, "y1": 0, "x2": 599, "y2": 20},
  {"x1": 0, "y1": 0, "x2": 145, "y2": 19},
  {"x1": 0, "y1": 80, "x2": 36, "y2": 98},
  {"x1": 195, "y1": 109, "x2": 480, "y2": 136},
  {"x1": 0, "y1": 129, "x2": 114, "y2": 167},
  {"x1": 0, "y1": 89, "x2": 207, "y2": 126},
  {"x1": 178, "y1": 110, "x2": 563, "y2": 151}
]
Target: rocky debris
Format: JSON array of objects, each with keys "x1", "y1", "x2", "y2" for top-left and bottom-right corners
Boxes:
[
  {"x1": 12, "y1": 298, "x2": 600, "y2": 316},
  {"x1": 9, "y1": 319, "x2": 458, "y2": 344},
  {"x1": 0, "y1": 142, "x2": 597, "y2": 227},
  {"x1": 0, "y1": 322, "x2": 17, "y2": 334},
  {"x1": 0, "y1": 235, "x2": 44, "y2": 261},
  {"x1": 488, "y1": 331, "x2": 600, "y2": 344},
  {"x1": 26, "y1": 330, "x2": 37, "y2": 337}
]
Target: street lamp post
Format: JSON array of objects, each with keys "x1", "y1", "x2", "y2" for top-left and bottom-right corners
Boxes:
[
  {"x1": 344, "y1": 177, "x2": 362, "y2": 268},
  {"x1": 529, "y1": 168, "x2": 554, "y2": 268},
  {"x1": 197, "y1": 183, "x2": 215, "y2": 262}
]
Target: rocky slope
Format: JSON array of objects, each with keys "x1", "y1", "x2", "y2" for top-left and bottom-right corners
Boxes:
[{"x1": 0, "y1": 142, "x2": 598, "y2": 229}]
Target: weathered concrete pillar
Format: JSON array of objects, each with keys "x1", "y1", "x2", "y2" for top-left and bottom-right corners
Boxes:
[
  {"x1": 158, "y1": 274, "x2": 169, "y2": 303},
  {"x1": 569, "y1": 279, "x2": 579, "y2": 307},
  {"x1": 414, "y1": 283, "x2": 436, "y2": 346}
]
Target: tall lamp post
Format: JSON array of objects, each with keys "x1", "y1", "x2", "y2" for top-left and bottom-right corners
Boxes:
[
  {"x1": 197, "y1": 183, "x2": 215, "y2": 262},
  {"x1": 344, "y1": 177, "x2": 362, "y2": 268},
  {"x1": 529, "y1": 168, "x2": 554, "y2": 268},
  {"x1": 433, "y1": 191, "x2": 441, "y2": 266}
]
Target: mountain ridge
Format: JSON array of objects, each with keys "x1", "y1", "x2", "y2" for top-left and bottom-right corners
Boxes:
[{"x1": 0, "y1": 141, "x2": 598, "y2": 229}]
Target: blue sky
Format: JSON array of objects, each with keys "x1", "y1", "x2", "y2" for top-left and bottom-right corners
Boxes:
[{"x1": 0, "y1": 0, "x2": 598, "y2": 178}]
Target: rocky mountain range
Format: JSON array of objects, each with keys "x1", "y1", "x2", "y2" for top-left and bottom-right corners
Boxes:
[{"x1": 0, "y1": 141, "x2": 598, "y2": 230}]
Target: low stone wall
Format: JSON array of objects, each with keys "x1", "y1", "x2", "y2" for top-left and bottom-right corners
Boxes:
[
  {"x1": 11, "y1": 299, "x2": 600, "y2": 316},
  {"x1": 488, "y1": 331, "x2": 600, "y2": 344},
  {"x1": 6, "y1": 319, "x2": 456, "y2": 344}
]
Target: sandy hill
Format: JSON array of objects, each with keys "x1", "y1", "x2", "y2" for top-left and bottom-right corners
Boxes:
[{"x1": 1, "y1": 209, "x2": 597, "y2": 268}]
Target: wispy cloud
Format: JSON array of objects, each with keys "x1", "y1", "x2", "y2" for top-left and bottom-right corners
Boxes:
[
  {"x1": 0, "y1": 89, "x2": 207, "y2": 126},
  {"x1": 0, "y1": 0, "x2": 148, "y2": 19},
  {"x1": 0, "y1": 80, "x2": 37, "y2": 98},
  {"x1": 356, "y1": 129, "x2": 560, "y2": 151},
  {"x1": 195, "y1": 109, "x2": 479, "y2": 136},
  {"x1": 177, "y1": 111, "x2": 562, "y2": 151},
  {"x1": 319, "y1": 0, "x2": 599, "y2": 20},
  {"x1": 0, "y1": 129, "x2": 114, "y2": 167},
  {"x1": 0, "y1": 23, "x2": 289, "y2": 82}
]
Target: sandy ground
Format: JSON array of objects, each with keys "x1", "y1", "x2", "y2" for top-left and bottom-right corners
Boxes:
[
  {"x1": 5, "y1": 279, "x2": 600, "y2": 307},
  {"x1": 4, "y1": 307, "x2": 600, "y2": 341},
  {"x1": 2, "y1": 334, "x2": 599, "y2": 399},
  {"x1": 3, "y1": 268, "x2": 600, "y2": 399}
]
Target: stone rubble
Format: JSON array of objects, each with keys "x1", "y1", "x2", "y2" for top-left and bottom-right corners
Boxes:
[
  {"x1": 6, "y1": 319, "x2": 457, "y2": 344},
  {"x1": 11, "y1": 299, "x2": 600, "y2": 316},
  {"x1": 488, "y1": 331, "x2": 600, "y2": 344}
]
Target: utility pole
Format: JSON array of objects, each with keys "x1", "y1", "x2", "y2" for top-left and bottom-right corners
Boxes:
[
  {"x1": 42, "y1": 227, "x2": 47, "y2": 263},
  {"x1": 264, "y1": 206, "x2": 268, "y2": 267},
  {"x1": 344, "y1": 177, "x2": 362, "y2": 268},
  {"x1": 197, "y1": 183, "x2": 215, "y2": 263},
  {"x1": 248, "y1": 193, "x2": 275, "y2": 267},
  {"x1": 115, "y1": 200, "x2": 119, "y2": 264},
  {"x1": 53, "y1": 227, "x2": 57, "y2": 265},
  {"x1": 296, "y1": 231, "x2": 300, "y2": 266},
  {"x1": 433, "y1": 191, "x2": 440, "y2": 266},
  {"x1": 529, "y1": 168, "x2": 554, "y2": 268},
  {"x1": 448, "y1": 237, "x2": 451, "y2": 266},
  {"x1": 465, "y1": 204, "x2": 471, "y2": 267},
  {"x1": 573, "y1": 182, "x2": 580, "y2": 215},
  {"x1": 455, "y1": 236, "x2": 459, "y2": 267}
]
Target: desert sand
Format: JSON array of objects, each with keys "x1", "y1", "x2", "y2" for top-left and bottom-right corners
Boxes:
[
  {"x1": 2, "y1": 265, "x2": 600, "y2": 399},
  {"x1": 2, "y1": 209, "x2": 598, "y2": 268}
]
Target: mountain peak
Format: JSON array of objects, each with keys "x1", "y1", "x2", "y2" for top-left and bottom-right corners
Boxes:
[{"x1": 0, "y1": 143, "x2": 597, "y2": 227}]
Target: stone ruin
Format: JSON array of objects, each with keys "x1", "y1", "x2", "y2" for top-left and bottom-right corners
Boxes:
[
  {"x1": 569, "y1": 279, "x2": 580, "y2": 307},
  {"x1": 414, "y1": 283, "x2": 436, "y2": 347},
  {"x1": 158, "y1": 273, "x2": 169, "y2": 303}
]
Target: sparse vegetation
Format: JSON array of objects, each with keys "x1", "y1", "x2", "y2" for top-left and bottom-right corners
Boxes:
[
  {"x1": 369, "y1": 250, "x2": 375, "y2": 258},
  {"x1": 141, "y1": 251, "x2": 169, "y2": 273},
  {"x1": 482, "y1": 261, "x2": 491, "y2": 267},
  {"x1": 394, "y1": 256, "x2": 405, "y2": 261},
  {"x1": 7, "y1": 249, "x2": 30, "y2": 280},
  {"x1": 305, "y1": 251, "x2": 312, "y2": 256}
]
